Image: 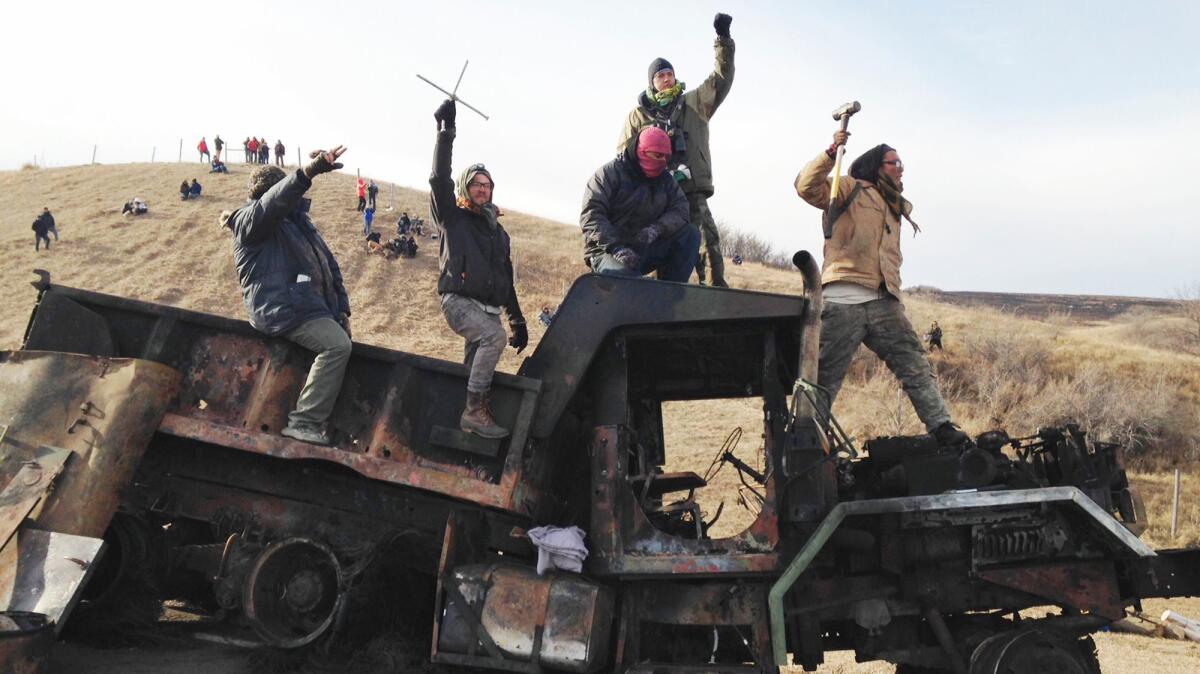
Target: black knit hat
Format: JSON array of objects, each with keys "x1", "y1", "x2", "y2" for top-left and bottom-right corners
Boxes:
[
  {"x1": 647, "y1": 57, "x2": 674, "y2": 87},
  {"x1": 849, "y1": 144, "x2": 896, "y2": 184}
]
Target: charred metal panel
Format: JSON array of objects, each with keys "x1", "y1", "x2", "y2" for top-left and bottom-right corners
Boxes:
[
  {"x1": 519, "y1": 275, "x2": 806, "y2": 438},
  {"x1": 979, "y1": 561, "x2": 1124, "y2": 620},
  {"x1": 0, "y1": 351, "x2": 179, "y2": 538},
  {"x1": 21, "y1": 286, "x2": 545, "y2": 517}
]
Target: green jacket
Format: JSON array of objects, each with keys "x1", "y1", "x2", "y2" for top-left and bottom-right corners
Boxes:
[{"x1": 616, "y1": 37, "x2": 735, "y2": 198}]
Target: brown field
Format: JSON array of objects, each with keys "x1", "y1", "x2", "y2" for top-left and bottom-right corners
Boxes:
[{"x1": 3, "y1": 162, "x2": 1198, "y2": 673}]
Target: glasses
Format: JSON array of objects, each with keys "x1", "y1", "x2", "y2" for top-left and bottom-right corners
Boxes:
[
  {"x1": 882, "y1": 160, "x2": 904, "y2": 169},
  {"x1": 468, "y1": 181, "x2": 493, "y2": 189}
]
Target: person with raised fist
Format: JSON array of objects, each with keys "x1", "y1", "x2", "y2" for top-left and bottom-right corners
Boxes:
[{"x1": 616, "y1": 12, "x2": 736, "y2": 287}]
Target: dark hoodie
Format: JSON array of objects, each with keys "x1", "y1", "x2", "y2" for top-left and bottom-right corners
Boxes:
[{"x1": 579, "y1": 139, "x2": 690, "y2": 268}]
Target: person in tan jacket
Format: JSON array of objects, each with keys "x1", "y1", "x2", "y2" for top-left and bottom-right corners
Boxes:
[{"x1": 795, "y1": 130, "x2": 968, "y2": 446}]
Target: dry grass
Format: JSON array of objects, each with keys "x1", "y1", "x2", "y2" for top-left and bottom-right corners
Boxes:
[{"x1": 3, "y1": 163, "x2": 1199, "y2": 672}]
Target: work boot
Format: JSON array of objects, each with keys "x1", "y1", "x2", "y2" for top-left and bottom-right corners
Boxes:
[
  {"x1": 461, "y1": 390, "x2": 509, "y2": 439},
  {"x1": 933, "y1": 421, "x2": 970, "y2": 447},
  {"x1": 281, "y1": 422, "x2": 332, "y2": 446}
]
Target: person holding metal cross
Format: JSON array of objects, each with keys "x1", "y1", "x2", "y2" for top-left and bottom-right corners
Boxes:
[
  {"x1": 430, "y1": 98, "x2": 527, "y2": 439},
  {"x1": 616, "y1": 12, "x2": 735, "y2": 287},
  {"x1": 794, "y1": 129, "x2": 969, "y2": 446}
]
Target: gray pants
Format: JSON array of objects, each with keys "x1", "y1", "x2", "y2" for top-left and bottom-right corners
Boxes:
[
  {"x1": 283, "y1": 317, "x2": 352, "y2": 428},
  {"x1": 818, "y1": 298, "x2": 951, "y2": 432},
  {"x1": 442, "y1": 294, "x2": 506, "y2": 394},
  {"x1": 687, "y1": 193, "x2": 725, "y2": 285}
]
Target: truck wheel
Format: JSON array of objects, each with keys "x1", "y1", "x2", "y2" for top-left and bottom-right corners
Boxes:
[
  {"x1": 65, "y1": 513, "x2": 165, "y2": 642},
  {"x1": 969, "y1": 630, "x2": 1101, "y2": 674}
]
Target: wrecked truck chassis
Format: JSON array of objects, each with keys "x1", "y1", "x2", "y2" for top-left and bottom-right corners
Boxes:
[{"x1": 4, "y1": 273, "x2": 1200, "y2": 673}]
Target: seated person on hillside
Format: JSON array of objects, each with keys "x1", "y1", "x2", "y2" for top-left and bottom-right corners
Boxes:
[
  {"x1": 189, "y1": 179, "x2": 202, "y2": 198},
  {"x1": 365, "y1": 230, "x2": 384, "y2": 253},
  {"x1": 538, "y1": 305, "x2": 557, "y2": 327},
  {"x1": 412, "y1": 218, "x2": 424, "y2": 236},
  {"x1": 732, "y1": 253, "x2": 743, "y2": 265},
  {"x1": 397, "y1": 212, "x2": 411, "y2": 235},
  {"x1": 383, "y1": 237, "x2": 404, "y2": 259},
  {"x1": 180, "y1": 180, "x2": 192, "y2": 200},
  {"x1": 122, "y1": 197, "x2": 148, "y2": 216},
  {"x1": 402, "y1": 236, "x2": 418, "y2": 258},
  {"x1": 580, "y1": 127, "x2": 698, "y2": 282},
  {"x1": 210, "y1": 158, "x2": 228, "y2": 173}
]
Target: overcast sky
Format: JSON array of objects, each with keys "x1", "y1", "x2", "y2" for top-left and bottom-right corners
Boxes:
[{"x1": 3, "y1": 0, "x2": 1197, "y2": 297}]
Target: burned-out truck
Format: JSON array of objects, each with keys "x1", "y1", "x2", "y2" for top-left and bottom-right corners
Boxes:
[{"x1": 3, "y1": 254, "x2": 1199, "y2": 673}]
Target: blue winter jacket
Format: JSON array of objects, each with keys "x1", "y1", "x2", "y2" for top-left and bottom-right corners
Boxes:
[{"x1": 228, "y1": 170, "x2": 350, "y2": 335}]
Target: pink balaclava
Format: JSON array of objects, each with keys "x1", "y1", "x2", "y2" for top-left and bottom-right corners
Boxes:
[{"x1": 636, "y1": 127, "x2": 671, "y2": 178}]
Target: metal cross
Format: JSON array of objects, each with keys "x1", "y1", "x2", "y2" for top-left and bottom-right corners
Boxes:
[{"x1": 416, "y1": 60, "x2": 490, "y2": 121}]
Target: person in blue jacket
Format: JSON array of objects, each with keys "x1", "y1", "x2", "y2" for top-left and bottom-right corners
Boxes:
[{"x1": 222, "y1": 146, "x2": 351, "y2": 445}]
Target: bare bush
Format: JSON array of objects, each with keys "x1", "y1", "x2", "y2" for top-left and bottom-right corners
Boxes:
[
  {"x1": 715, "y1": 220, "x2": 795, "y2": 270},
  {"x1": 1174, "y1": 281, "x2": 1200, "y2": 355}
]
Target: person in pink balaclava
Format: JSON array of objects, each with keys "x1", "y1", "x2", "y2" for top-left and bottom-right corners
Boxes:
[{"x1": 580, "y1": 126, "x2": 699, "y2": 282}]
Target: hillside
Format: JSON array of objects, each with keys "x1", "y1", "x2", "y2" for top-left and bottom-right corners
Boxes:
[{"x1": 4, "y1": 162, "x2": 1200, "y2": 673}]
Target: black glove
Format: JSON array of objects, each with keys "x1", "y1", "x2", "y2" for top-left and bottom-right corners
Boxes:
[
  {"x1": 714, "y1": 13, "x2": 732, "y2": 38},
  {"x1": 304, "y1": 150, "x2": 344, "y2": 179},
  {"x1": 508, "y1": 320, "x2": 529, "y2": 353},
  {"x1": 613, "y1": 247, "x2": 640, "y2": 272},
  {"x1": 434, "y1": 99, "x2": 457, "y2": 130},
  {"x1": 635, "y1": 224, "x2": 662, "y2": 245}
]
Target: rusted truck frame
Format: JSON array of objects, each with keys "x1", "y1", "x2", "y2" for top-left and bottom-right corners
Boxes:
[{"x1": 6, "y1": 266, "x2": 1200, "y2": 673}]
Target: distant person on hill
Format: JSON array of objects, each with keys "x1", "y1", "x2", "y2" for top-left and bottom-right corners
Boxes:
[
  {"x1": 355, "y1": 177, "x2": 367, "y2": 212},
  {"x1": 925, "y1": 321, "x2": 943, "y2": 351},
  {"x1": 223, "y1": 146, "x2": 351, "y2": 446},
  {"x1": 198, "y1": 137, "x2": 210, "y2": 162},
  {"x1": 365, "y1": 230, "x2": 383, "y2": 253},
  {"x1": 795, "y1": 130, "x2": 968, "y2": 446},
  {"x1": 367, "y1": 179, "x2": 378, "y2": 210},
  {"x1": 214, "y1": 135, "x2": 224, "y2": 160},
  {"x1": 274, "y1": 140, "x2": 285, "y2": 166},
  {"x1": 403, "y1": 235, "x2": 418, "y2": 258},
  {"x1": 210, "y1": 158, "x2": 228, "y2": 173},
  {"x1": 397, "y1": 212, "x2": 411, "y2": 235},
  {"x1": 32, "y1": 211, "x2": 53, "y2": 251},
  {"x1": 732, "y1": 252, "x2": 743, "y2": 265},
  {"x1": 259, "y1": 138, "x2": 270, "y2": 164},
  {"x1": 363, "y1": 206, "x2": 375, "y2": 236},
  {"x1": 122, "y1": 197, "x2": 148, "y2": 216},
  {"x1": 413, "y1": 217, "x2": 425, "y2": 237},
  {"x1": 190, "y1": 178, "x2": 202, "y2": 198},
  {"x1": 538, "y1": 305, "x2": 556, "y2": 327},
  {"x1": 616, "y1": 13, "x2": 736, "y2": 287},
  {"x1": 180, "y1": 180, "x2": 192, "y2": 200},
  {"x1": 40, "y1": 207, "x2": 58, "y2": 241},
  {"x1": 431, "y1": 98, "x2": 527, "y2": 439},
  {"x1": 243, "y1": 137, "x2": 251, "y2": 162},
  {"x1": 247, "y1": 137, "x2": 259, "y2": 164},
  {"x1": 581, "y1": 126, "x2": 698, "y2": 282}
]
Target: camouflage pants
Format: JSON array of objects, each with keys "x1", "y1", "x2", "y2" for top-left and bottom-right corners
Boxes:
[
  {"x1": 817, "y1": 297, "x2": 952, "y2": 432},
  {"x1": 687, "y1": 193, "x2": 726, "y2": 286}
]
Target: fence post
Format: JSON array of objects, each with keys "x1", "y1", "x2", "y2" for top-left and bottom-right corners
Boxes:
[
  {"x1": 92, "y1": 145, "x2": 97, "y2": 164},
  {"x1": 1171, "y1": 468, "x2": 1182, "y2": 538},
  {"x1": 151, "y1": 147, "x2": 156, "y2": 163},
  {"x1": 178, "y1": 138, "x2": 183, "y2": 163}
]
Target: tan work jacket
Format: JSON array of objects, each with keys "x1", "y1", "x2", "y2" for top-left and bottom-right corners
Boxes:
[{"x1": 795, "y1": 151, "x2": 905, "y2": 297}]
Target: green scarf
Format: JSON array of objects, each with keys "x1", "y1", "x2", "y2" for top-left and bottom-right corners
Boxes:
[
  {"x1": 875, "y1": 174, "x2": 921, "y2": 235},
  {"x1": 646, "y1": 81, "x2": 686, "y2": 108}
]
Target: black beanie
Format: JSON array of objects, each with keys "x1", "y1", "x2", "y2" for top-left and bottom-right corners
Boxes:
[
  {"x1": 647, "y1": 57, "x2": 674, "y2": 87},
  {"x1": 849, "y1": 144, "x2": 895, "y2": 184}
]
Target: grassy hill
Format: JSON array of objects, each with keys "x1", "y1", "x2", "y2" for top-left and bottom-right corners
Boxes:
[{"x1": 5, "y1": 162, "x2": 1200, "y2": 672}]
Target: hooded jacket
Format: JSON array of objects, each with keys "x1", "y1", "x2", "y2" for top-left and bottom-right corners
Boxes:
[
  {"x1": 580, "y1": 140, "x2": 690, "y2": 268},
  {"x1": 616, "y1": 37, "x2": 735, "y2": 198},
  {"x1": 794, "y1": 151, "x2": 905, "y2": 297},
  {"x1": 228, "y1": 170, "x2": 350, "y2": 335},
  {"x1": 429, "y1": 129, "x2": 523, "y2": 321}
]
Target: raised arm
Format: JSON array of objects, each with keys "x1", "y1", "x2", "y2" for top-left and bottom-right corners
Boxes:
[
  {"x1": 693, "y1": 14, "x2": 735, "y2": 119},
  {"x1": 429, "y1": 99, "x2": 459, "y2": 229}
]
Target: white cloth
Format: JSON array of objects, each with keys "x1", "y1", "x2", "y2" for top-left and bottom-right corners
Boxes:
[
  {"x1": 822, "y1": 280, "x2": 885, "y2": 305},
  {"x1": 527, "y1": 526, "x2": 588, "y2": 575}
]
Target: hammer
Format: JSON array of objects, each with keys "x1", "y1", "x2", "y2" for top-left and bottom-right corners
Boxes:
[{"x1": 828, "y1": 101, "x2": 861, "y2": 204}]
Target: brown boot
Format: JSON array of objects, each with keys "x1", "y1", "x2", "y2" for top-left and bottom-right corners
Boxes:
[{"x1": 461, "y1": 390, "x2": 509, "y2": 439}]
